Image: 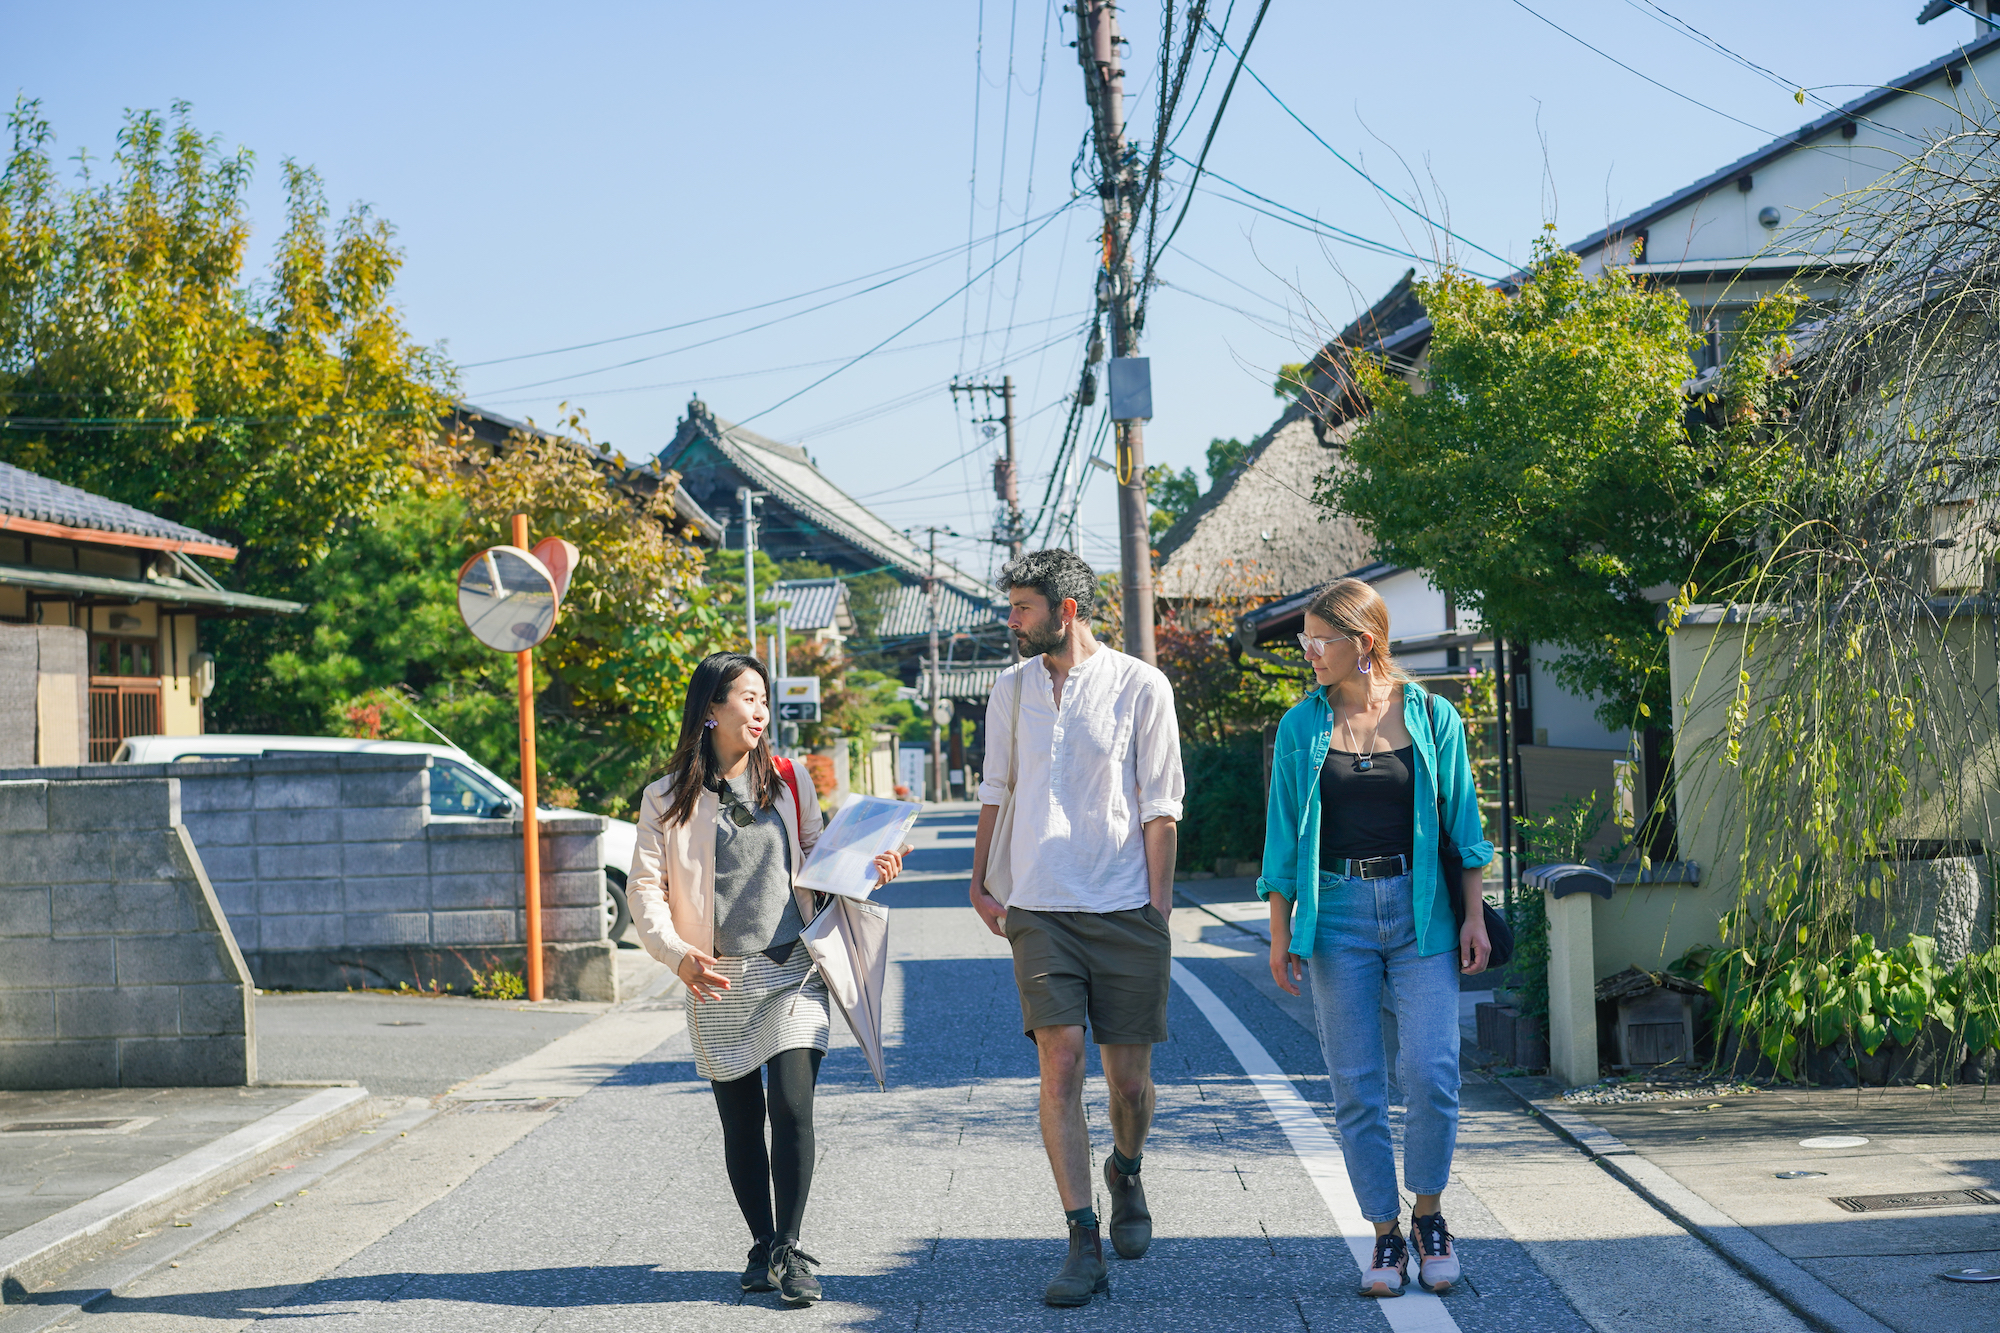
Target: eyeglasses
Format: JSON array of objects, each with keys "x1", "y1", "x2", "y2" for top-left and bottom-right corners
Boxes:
[{"x1": 1296, "y1": 630, "x2": 1359, "y2": 658}]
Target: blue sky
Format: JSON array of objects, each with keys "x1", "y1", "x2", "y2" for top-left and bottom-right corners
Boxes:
[{"x1": 3, "y1": 2, "x2": 1974, "y2": 580}]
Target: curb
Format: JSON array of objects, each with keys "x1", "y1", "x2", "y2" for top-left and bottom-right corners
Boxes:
[
  {"x1": 0, "y1": 1086, "x2": 371, "y2": 1304},
  {"x1": 1488, "y1": 1076, "x2": 1896, "y2": 1333}
]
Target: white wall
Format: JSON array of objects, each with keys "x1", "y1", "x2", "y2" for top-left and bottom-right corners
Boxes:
[
  {"x1": 1529, "y1": 640, "x2": 1630, "y2": 751},
  {"x1": 1374, "y1": 568, "x2": 1450, "y2": 639}
]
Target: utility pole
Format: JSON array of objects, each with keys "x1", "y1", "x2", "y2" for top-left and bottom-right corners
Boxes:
[
  {"x1": 925, "y1": 528, "x2": 944, "y2": 803},
  {"x1": 1076, "y1": 0, "x2": 1156, "y2": 664},
  {"x1": 737, "y1": 487, "x2": 760, "y2": 654},
  {"x1": 950, "y1": 375, "x2": 1024, "y2": 558}
]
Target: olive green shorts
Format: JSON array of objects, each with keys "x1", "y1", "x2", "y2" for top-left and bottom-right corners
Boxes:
[{"x1": 1003, "y1": 904, "x2": 1172, "y2": 1045}]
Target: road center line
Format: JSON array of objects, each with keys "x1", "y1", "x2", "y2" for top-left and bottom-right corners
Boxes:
[{"x1": 1171, "y1": 960, "x2": 1463, "y2": 1333}]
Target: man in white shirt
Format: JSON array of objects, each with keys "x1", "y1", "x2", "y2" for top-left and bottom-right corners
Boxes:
[{"x1": 968, "y1": 549, "x2": 1183, "y2": 1309}]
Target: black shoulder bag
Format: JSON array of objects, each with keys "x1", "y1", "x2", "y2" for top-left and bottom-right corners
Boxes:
[{"x1": 1425, "y1": 693, "x2": 1514, "y2": 971}]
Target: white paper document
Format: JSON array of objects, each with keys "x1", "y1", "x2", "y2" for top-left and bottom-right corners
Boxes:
[{"x1": 797, "y1": 796, "x2": 922, "y2": 899}]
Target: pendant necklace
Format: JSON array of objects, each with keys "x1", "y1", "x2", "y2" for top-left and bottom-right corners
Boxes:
[{"x1": 1342, "y1": 709, "x2": 1374, "y2": 772}]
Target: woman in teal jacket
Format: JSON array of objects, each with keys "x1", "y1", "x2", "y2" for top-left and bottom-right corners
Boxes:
[{"x1": 1257, "y1": 577, "x2": 1494, "y2": 1300}]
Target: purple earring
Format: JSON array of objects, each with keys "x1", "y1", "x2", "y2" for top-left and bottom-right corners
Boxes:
[
  {"x1": 1357, "y1": 656, "x2": 1373, "y2": 675},
  {"x1": 703, "y1": 719, "x2": 718, "y2": 729}
]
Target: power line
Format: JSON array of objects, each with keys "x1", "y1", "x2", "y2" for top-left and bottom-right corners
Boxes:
[
  {"x1": 1618, "y1": 0, "x2": 1925, "y2": 147},
  {"x1": 1140, "y1": 0, "x2": 1271, "y2": 309},
  {"x1": 1505, "y1": 0, "x2": 1807, "y2": 153},
  {"x1": 458, "y1": 212, "x2": 1059, "y2": 370},
  {"x1": 477, "y1": 309, "x2": 1091, "y2": 409},
  {"x1": 1173, "y1": 154, "x2": 1502, "y2": 276},
  {"x1": 466, "y1": 208, "x2": 1077, "y2": 397},
  {"x1": 1207, "y1": 18, "x2": 1514, "y2": 271}
]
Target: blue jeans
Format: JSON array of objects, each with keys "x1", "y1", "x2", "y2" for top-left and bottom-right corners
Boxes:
[{"x1": 1306, "y1": 871, "x2": 1461, "y2": 1223}]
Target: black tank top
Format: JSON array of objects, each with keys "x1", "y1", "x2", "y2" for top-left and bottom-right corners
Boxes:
[{"x1": 1319, "y1": 745, "x2": 1416, "y2": 863}]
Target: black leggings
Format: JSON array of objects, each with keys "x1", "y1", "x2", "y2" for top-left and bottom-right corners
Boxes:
[{"x1": 710, "y1": 1047, "x2": 823, "y2": 1244}]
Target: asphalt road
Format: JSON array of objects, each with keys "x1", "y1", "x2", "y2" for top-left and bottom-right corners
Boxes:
[{"x1": 48, "y1": 804, "x2": 1810, "y2": 1332}]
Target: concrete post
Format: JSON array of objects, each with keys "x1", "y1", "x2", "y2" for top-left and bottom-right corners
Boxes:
[{"x1": 1545, "y1": 886, "x2": 1600, "y2": 1087}]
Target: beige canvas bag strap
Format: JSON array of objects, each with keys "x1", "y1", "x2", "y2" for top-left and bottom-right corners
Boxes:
[{"x1": 984, "y1": 665, "x2": 1024, "y2": 904}]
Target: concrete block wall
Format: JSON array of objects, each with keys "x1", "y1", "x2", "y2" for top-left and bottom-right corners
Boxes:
[
  {"x1": 0, "y1": 777, "x2": 255, "y2": 1089},
  {"x1": 1, "y1": 755, "x2": 611, "y2": 1000}
]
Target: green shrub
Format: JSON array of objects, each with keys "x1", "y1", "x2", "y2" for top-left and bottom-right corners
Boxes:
[
  {"x1": 1178, "y1": 734, "x2": 1266, "y2": 871},
  {"x1": 469, "y1": 968, "x2": 526, "y2": 1001}
]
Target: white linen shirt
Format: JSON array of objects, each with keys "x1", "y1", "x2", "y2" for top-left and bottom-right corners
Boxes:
[{"x1": 976, "y1": 647, "x2": 1184, "y2": 913}]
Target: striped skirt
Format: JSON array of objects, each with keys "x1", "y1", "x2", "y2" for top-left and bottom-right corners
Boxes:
[{"x1": 685, "y1": 944, "x2": 831, "y2": 1083}]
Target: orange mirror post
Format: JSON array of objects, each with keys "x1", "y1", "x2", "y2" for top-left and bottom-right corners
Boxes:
[{"x1": 511, "y1": 512, "x2": 544, "y2": 1003}]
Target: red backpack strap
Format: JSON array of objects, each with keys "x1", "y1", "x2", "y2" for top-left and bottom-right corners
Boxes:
[{"x1": 775, "y1": 756, "x2": 804, "y2": 829}]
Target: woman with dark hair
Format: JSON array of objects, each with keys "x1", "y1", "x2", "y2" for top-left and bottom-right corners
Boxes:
[
  {"x1": 627, "y1": 651, "x2": 906, "y2": 1306},
  {"x1": 1256, "y1": 579, "x2": 1493, "y2": 1300}
]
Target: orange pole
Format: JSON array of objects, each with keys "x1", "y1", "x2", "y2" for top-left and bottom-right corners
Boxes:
[{"x1": 512, "y1": 513, "x2": 544, "y2": 1002}]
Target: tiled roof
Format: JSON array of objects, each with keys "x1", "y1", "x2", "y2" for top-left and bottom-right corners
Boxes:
[
  {"x1": 770, "y1": 578, "x2": 848, "y2": 632},
  {"x1": 447, "y1": 402, "x2": 725, "y2": 544},
  {"x1": 920, "y1": 662, "x2": 1010, "y2": 702},
  {"x1": 663, "y1": 401, "x2": 991, "y2": 602},
  {"x1": 0, "y1": 461, "x2": 235, "y2": 557},
  {"x1": 872, "y1": 579, "x2": 1004, "y2": 641}
]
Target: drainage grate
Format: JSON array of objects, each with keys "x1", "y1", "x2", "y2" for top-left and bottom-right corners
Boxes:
[
  {"x1": 2, "y1": 1119, "x2": 137, "y2": 1133},
  {"x1": 452, "y1": 1099, "x2": 571, "y2": 1114},
  {"x1": 1829, "y1": 1188, "x2": 2000, "y2": 1213}
]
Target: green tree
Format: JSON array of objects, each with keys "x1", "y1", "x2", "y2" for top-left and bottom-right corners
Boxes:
[
  {"x1": 1146, "y1": 462, "x2": 1200, "y2": 538},
  {"x1": 0, "y1": 99, "x2": 451, "y2": 576},
  {"x1": 1323, "y1": 229, "x2": 1795, "y2": 727},
  {"x1": 1274, "y1": 362, "x2": 1311, "y2": 401}
]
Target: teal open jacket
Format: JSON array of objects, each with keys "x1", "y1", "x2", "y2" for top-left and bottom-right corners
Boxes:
[{"x1": 1256, "y1": 681, "x2": 1495, "y2": 959}]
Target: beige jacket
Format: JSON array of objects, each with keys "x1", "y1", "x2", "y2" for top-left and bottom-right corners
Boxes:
[{"x1": 628, "y1": 760, "x2": 824, "y2": 973}]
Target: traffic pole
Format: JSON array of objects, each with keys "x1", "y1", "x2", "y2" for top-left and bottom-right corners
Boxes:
[{"x1": 511, "y1": 512, "x2": 544, "y2": 1003}]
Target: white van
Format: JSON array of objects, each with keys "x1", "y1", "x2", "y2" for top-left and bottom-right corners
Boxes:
[{"x1": 112, "y1": 734, "x2": 640, "y2": 943}]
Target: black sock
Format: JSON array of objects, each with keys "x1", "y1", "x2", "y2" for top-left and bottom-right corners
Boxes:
[
  {"x1": 1065, "y1": 1206, "x2": 1099, "y2": 1229},
  {"x1": 1110, "y1": 1147, "x2": 1142, "y2": 1176}
]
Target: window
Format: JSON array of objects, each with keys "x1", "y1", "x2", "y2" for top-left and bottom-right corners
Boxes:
[
  {"x1": 431, "y1": 758, "x2": 515, "y2": 818},
  {"x1": 91, "y1": 636, "x2": 158, "y2": 678}
]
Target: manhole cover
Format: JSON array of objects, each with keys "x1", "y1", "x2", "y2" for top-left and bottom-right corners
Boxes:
[
  {"x1": 1940, "y1": 1269, "x2": 2000, "y2": 1283},
  {"x1": 1799, "y1": 1135, "x2": 1869, "y2": 1149},
  {"x1": 1775, "y1": 1171, "x2": 1827, "y2": 1180},
  {"x1": 1, "y1": 1119, "x2": 136, "y2": 1133},
  {"x1": 378, "y1": 1021, "x2": 425, "y2": 1027},
  {"x1": 1830, "y1": 1189, "x2": 2000, "y2": 1213}
]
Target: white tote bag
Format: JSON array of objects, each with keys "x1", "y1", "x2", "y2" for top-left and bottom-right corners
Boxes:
[{"x1": 982, "y1": 666, "x2": 1023, "y2": 904}]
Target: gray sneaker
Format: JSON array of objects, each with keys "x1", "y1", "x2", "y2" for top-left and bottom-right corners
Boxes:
[
  {"x1": 1043, "y1": 1222, "x2": 1110, "y2": 1307},
  {"x1": 1412, "y1": 1212, "x2": 1460, "y2": 1294},
  {"x1": 1362, "y1": 1227, "x2": 1409, "y2": 1298},
  {"x1": 1102, "y1": 1157, "x2": 1153, "y2": 1259}
]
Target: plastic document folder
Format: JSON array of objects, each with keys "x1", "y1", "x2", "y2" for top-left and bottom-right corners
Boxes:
[{"x1": 797, "y1": 796, "x2": 922, "y2": 899}]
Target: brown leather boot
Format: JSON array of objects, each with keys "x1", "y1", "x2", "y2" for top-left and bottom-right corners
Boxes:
[
  {"x1": 1043, "y1": 1221, "x2": 1110, "y2": 1307},
  {"x1": 1102, "y1": 1157, "x2": 1153, "y2": 1258}
]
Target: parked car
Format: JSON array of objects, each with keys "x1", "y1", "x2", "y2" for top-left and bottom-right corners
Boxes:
[{"x1": 111, "y1": 734, "x2": 640, "y2": 943}]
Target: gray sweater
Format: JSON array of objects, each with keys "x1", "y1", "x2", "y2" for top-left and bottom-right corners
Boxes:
[{"x1": 711, "y1": 772, "x2": 802, "y2": 958}]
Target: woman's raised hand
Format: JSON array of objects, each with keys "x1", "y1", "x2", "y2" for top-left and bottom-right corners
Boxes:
[
  {"x1": 677, "y1": 948, "x2": 730, "y2": 1002},
  {"x1": 872, "y1": 843, "x2": 912, "y2": 888}
]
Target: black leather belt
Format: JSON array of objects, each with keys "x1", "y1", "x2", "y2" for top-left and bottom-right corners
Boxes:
[{"x1": 1326, "y1": 854, "x2": 1409, "y2": 880}]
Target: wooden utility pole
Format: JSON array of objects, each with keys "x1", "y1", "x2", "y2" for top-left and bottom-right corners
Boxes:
[
  {"x1": 1077, "y1": 0, "x2": 1155, "y2": 663},
  {"x1": 950, "y1": 375, "x2": 1024, "y2": 558}
]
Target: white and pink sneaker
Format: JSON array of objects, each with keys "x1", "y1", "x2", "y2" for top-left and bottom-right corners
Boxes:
[
  {"x1": 1412, "y1": 1211, "x2": 1460, "y2": 1294},
  {"x1": 1362, "y1": 1228, "x2": 1409, "y2": 1297}
]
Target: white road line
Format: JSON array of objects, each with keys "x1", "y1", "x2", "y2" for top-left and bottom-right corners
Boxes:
[{"x1": 1172, "y1": 960, "x2": 1463, "y2": 1333}]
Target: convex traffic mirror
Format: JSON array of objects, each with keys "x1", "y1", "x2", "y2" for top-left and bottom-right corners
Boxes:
[{"x1": 457, "y1": 545, "x2": 559, "y2": 652}]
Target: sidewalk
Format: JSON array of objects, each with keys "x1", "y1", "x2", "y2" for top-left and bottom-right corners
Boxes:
[{"x1": 1515, "y1": 1075, "x2": 2000, "y2": 1333}]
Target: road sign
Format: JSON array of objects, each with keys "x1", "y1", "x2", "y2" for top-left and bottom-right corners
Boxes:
[{"x1": 777, "y1": 676, "x2": 821, "y2": 722}]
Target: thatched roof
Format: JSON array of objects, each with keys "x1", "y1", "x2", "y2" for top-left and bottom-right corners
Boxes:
[{"x1": 1153, "y1": 272, "x2": 1431, "y2": 601}]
